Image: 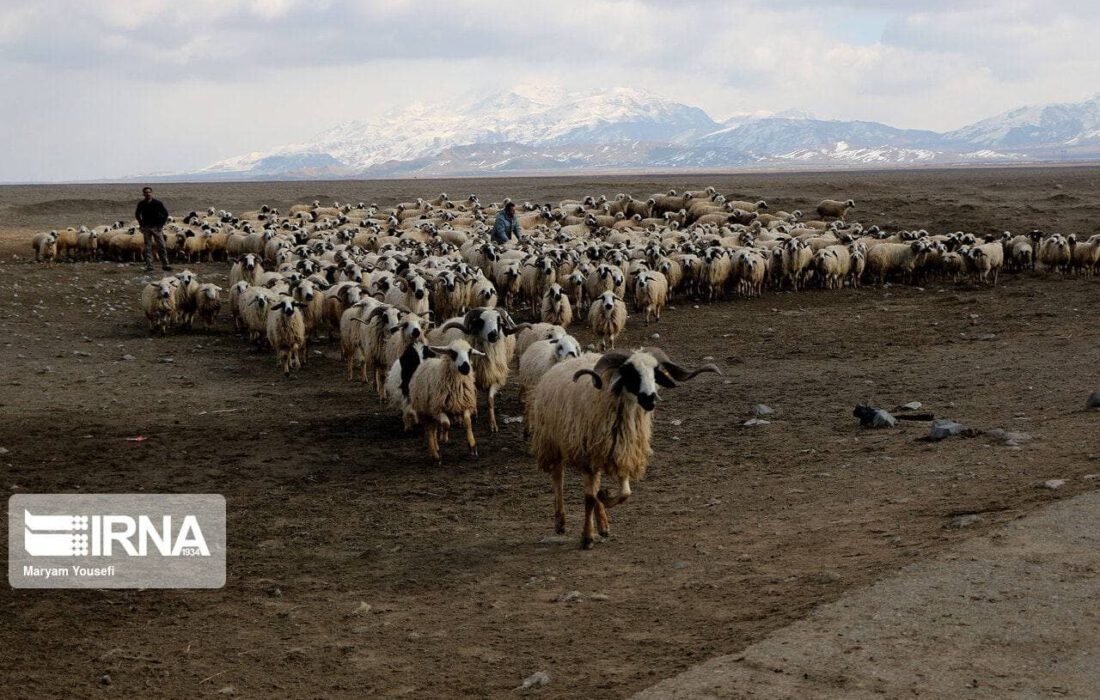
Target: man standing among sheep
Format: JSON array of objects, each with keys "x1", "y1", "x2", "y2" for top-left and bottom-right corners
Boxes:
[
  {"x1": 135, "y1": 186, "x2": 171, "y2": 272},
  {"x1": 491, "y1": 201, "x2": 523, "y2": 245}
]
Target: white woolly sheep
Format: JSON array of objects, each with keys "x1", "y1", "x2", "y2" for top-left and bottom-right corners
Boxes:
[
  {"x1": 406, "y1": 339, "x2": 484, "y2": 464},
  {"x1": 230, "y1": 254, "x2": 264, "y2": 287},
  {"x1": 33, "y1": 231, "x2": 59, "y2": 264},
  {"x1": 529, "y1": 348, "x2": 718, "y2": 548},
  {"x1": 518, "y1": 335, "x2": 582, "y2": 402},
  {"x1": 432, "y1": 307, "x2": 528, "y2": 433},
  {"x1": 816, "y1": 198, "x2": 856, "y2": 220},
  {"x1": 967, "y1": 242, "x2": 1004, "y2": 285},
  {"x1": 515, "y1": 323, "x2": 567, "y2": 359},
  {"x1": 540, "y1": 283, "x2": 573, "y2": 328},
  {"x1": 140, "y1": 279, "x2": 178, "y2": 335},
  {"x1": 632, "y1": 270, "x2": 668, "y2": 324},
  {"x1": 266, "y1": 298, "x2": 307, "y2": 376},
  {"x1": 1037, "y1": 235, "x2": 1073, "y2": 272},
  {"x1": 195, "y1": 283, "x2": 222, "y2": 328},
  {"x1": 589, "y1": 291, "x2": 627, "y2": 350}
]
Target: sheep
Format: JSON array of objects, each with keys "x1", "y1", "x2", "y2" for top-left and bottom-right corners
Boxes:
[
  {"x1": 1071, "y1": 234, "x2": 1100, "y2": 275},
  {"x1": 540, "y1": 283, "x2": 573, "y2": 327},
  {"x1": 75, "y1": 230, "x2": 99, "y2": 260},
  {"x1": 589, "y1": 291, "x2": 627, "y2": 350},
  {"x1": 266, "y1": 298, "x2": 307, "y2": 376},
  {"x1": 967, "y1": 242, "x2": 1004, "y2": 285},
  {"x1": 515, "y1": 322, "x2": 567, "y2": 359},
  {"x1": 323, "y1": 282, "x2": 364, "y2": 339},
  {"x1": 173, "y1": 270, "x2": 201, "y2": 330},
  {"x1": 291, "y1": 278, "x2": 325, "y2": 342},
  {"x1": 467, "y1": 272, "x2": 499, "y2": 309},
  {"x1": 140, "y1": 279, "x2": 178, "y2": 335},
  {"x1": 382, "y1": 311, "x2": 432, "y2": 393},
  {"x1": 195, "y1": 283, "x2": 222, "y2": 328},
  {"x1": 430, "y1": 269, "x2": 467, "y2": 319},
  {"x1": 32, "y1": 231, "x2": 59, "y2": 264},
  {"x1": 632, "y1": 270, "x2": 668, "y2": 324},
  {"x1": 238, "y1": 286, "x2": 278, "y2": 345},
  {"x1": 355, "y1": 303, "x2": 404, "y2": 392},
  {"x1": 230, "y1": 254, "x2": 264, "y2": 286},
  {"x1": 529, "y1": 348, "x2": 719, "y2": 548},
  {"x1": 518, "y1": 335, "x2": 582, "y2": 402},
  {"x1": 406, "y1": 339, "x2": 484, "y2": 463},
  {"x1": 1037, "y1": 235, "x2": 1073, "y2": 272},
  {"x1": 1002, "y1": 234, "x2": 1034, "y2": 272},
  {"x1": 816, "y1": 198, "x2": 856, "y2": 220},
  {"x1": 432, "y1": 308, "x2": 528, "y2": 433},
  {"x1": 726, "y1": 199, "x2": 768, "y2": 213},
  {"x1": 385, "y1": 273, "x2": 431, "y2": 316},
  {"x1": 864, "y1": 241, "x2": 928, "y2": 285},
  {"x1": 227, "y1": 280, "x2": 250, "y2": 330},
  {"x1": 55, "y1": 228, "x2": 79, "y2": 260}
]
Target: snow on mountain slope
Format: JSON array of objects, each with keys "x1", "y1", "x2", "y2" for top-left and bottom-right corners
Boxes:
[{"x1": 195, "y1": 89, "x2": 1100, "y2": 179}]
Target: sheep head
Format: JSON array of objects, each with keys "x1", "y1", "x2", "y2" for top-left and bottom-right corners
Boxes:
[{"x1": 573, "y1": 349, "x2": 721, "y2": 412}]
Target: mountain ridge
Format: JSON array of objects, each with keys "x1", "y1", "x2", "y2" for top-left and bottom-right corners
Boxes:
[{"x1": 192, "y1": 89, "x2": 1100, "y2": 180}]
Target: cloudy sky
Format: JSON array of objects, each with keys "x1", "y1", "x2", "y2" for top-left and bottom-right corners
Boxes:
[{"x1": 1, "y1": 0, "x2": 1097, "y2": 182}]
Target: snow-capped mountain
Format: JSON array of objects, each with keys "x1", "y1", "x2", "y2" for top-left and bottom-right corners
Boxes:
[
  {"x1": 946, "y1": 93, "x2": 1100, "y2": 150},
  {"x1": 193, "y1": 89, "x2": 1100, "y2": 179}
]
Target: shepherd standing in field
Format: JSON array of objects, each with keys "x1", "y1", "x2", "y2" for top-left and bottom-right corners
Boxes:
[
  {"x1": 135, "y1": 186, "x2": 172, "y2": 272},
  {"x1": 491, "y1": 201, "x2": 523, "y2": 245}
]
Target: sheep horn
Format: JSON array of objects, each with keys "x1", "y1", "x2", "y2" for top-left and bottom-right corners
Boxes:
[
  {"x1": 646, "y1": 347, "x2": 722, "y2": 381},
  {"x1": 366, "y1": 304, "x2": 391, "y2": 321},
  {"x1": 572, "y1": 369, "x2": 603, "y2": 389},
  {"x1": 438, "y1": 319, "x2": 470, "y2": 334}
]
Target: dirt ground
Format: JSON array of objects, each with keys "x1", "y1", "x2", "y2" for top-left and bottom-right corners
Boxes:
[{"x1": 0, "y1": 167, "x2": 1098, "y2": 699}]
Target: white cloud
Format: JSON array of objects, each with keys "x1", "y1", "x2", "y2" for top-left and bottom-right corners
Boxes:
[{"x1": 1, "y1": 0, "x2": 1098, "y2": 180}]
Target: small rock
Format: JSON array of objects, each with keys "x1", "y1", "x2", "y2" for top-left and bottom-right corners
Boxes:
[
  {"x1": 0, "y1": 447, "x2": 8, "y2": 455},
  {"x1": 949, "y1": 514, "x2": 982, "y2": 529},
  {"x1": 751, "y1": 404, "x2": 774, "y2": 416},
  {"x1": 501, "y1": 415, "x2": 524, "y2": 425},
  {"x1": 669, "y1": 419, "x2": 682, "y2": 426},
  {"x1": 929, "y1": 419, "x2": 966, "y2": 441},
  {"x1": 100, "y1": 673, "x2": 111, "y2": 686},
  {"x1": 72, "y1": 350, "x2": 92, "y2": 357},
  {"x1": 264, "y1": 585, "x2": 282, "y2": 597},
  {"x1": 1086, "y1": 390, "x2": 1100, "y2": 410},
  {"x1": 1041, "y1": 479, "x2": 1066, "y2": 490},
  {"x1": 158, "y1": 357, "x2": 174, "y2": 364},
  {"x1": 650, "y1": 333, "x2": 660, "y2": 340},
  {"x1": 672, "y1": 561, "x2": 688, "y2": 570},
  {"x1": 702, "y1": 356, "x2": 715, "y2": 361},
  {"x1": 217, "y1": 686, "x2": 236, "y2": 696},
  {"x1": 312, "y1": 350, "x2": 323, "y2": 356},
  {"x1": 589, "y1": 593, "x2": 610, "y2": 601},
  {"x1": 556, "y1": 590, "x2": 581, "y2": 603},
  {"x1": 352, "y1": 601, "x2": 372, "y2": 615},
  {"x1": 516, "y1": 671, "x2": 550, "y2": 692},
  {"x1": 743, "y1": 418, "x2": 770, "y2": 427},
  {"x1": 36, "y1": 366, "x2": 53, "y2": 374},
  {"x1": 895, "y1": 401, "x2": 922, "y2": 411},
  {"x1": 853, "y1": 405, "x2": 896, "y2": 428},
  {"x1": 1083, "y1": 474, "x2": 1098, "y2": 481},
  {"x1": 121, "y1": 354, "x2": 136, "y2": 361}
]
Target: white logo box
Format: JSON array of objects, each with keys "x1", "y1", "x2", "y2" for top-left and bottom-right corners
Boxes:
[{"x1": 9, "y1": 494, "x2": 225, "y2": 589}]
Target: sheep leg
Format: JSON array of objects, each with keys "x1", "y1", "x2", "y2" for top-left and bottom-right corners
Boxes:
[
  {"x1": 438, "y1": 414, "x2": 451, "y2": 444},
  {"x1": 581, "y1": 472, "x2": 601, "y2": 550},
  {"x1": 593, "y1": 497, "x2": 610, "y2": 538},
  {"x1": 488, "y1": 387, "x2": 499, "y2": 433},
  {"x1": 463, "y1": 411, "x2": 477, "y2": 457},
  {"x1": 551, "y1": 464, "x2": 565, "y2": 534},
  {"x1": 425, "y1": 419, "x2": 441, "y2": 464}
]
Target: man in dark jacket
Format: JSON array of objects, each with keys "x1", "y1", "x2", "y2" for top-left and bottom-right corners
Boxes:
[
  {"x1": 135, "y1": 186, "x2": 171, "y2": 272},
  {"x1": 491, "y1": 201, "x2": 523, "y2": 245}
]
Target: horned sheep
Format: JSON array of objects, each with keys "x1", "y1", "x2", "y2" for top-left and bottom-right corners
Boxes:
[{"x1": 529, "y1": 348, "x2": 718, "y2": 548}]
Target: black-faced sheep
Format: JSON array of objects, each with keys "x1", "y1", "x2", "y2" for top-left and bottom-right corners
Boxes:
[
  {"x1": 432, "y1": 307, "x2": 528, "y2": 433},
  {"x1": 530, "y1": 348, "x2": 719, "y2": 548}
]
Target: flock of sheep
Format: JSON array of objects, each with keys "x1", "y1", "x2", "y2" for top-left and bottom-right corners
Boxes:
[{"x1": 33, "y1": 188, "x2": 1100, "y2": 548}]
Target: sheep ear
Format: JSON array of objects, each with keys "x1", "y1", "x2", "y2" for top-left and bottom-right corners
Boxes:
[
  {"x1": 428, "y1": 345, "x2": 450, "y2": 355},
  {"x1": 469, "y1": 348, "x2": 486, "y2": 357}
]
